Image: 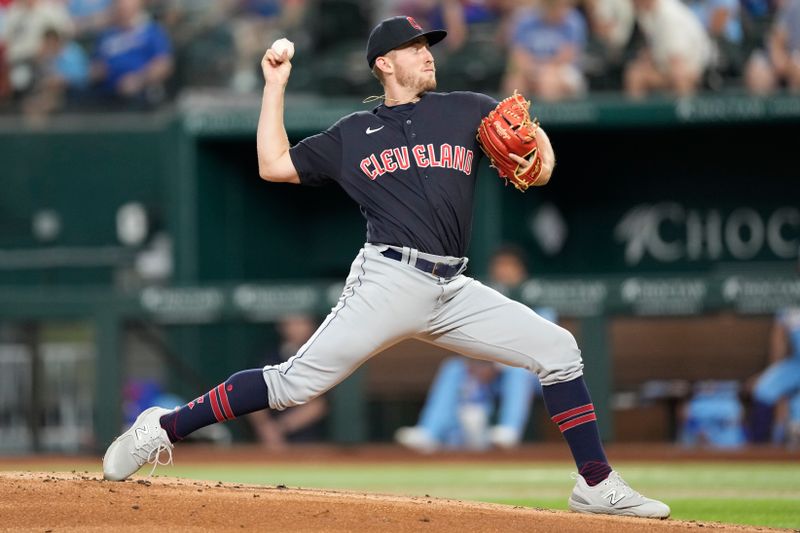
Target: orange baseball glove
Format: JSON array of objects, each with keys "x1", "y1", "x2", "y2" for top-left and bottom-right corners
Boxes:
[{"x1": 476, "y1": 91, "x2": 544, "y2": 192}]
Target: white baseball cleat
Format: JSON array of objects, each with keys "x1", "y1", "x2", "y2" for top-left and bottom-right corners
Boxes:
[
  {"x1": 103, "y1": 406, "x2": 174, "y2": 481},
  {"x1": 489, "y1": 425, "x2": 521, "y2": 449},
  {"x1": 394, "y1": 426, "x2": 439, "y2": 453},
  {"x1": 568, "y1": 471, "x2": 670, "y2": 518}
]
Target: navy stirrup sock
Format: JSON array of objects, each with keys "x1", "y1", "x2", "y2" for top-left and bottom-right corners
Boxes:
[
  {"x1": 160, "y1": 369, "x2": 269, "y2": 443},
  {"x1": 542, "y1": 377, "x2": 611, "y2": 486}
]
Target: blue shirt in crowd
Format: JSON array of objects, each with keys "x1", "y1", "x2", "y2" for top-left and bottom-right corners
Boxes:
[
  {"x1": 95, "y1": 19, "x2": 171, "y2": 91},
  {"x1": 510, "y1": 7, "x2": 587, "y2": 64},
  {"x1": 687, "y1": 0, "x2": 743, "y2": 44},
  {"x1": 51, "y1": 41, "x2": 90, "y2": 88},
  {"x1": 67, "y1": 0, "x2": 113, "y2": 19}
]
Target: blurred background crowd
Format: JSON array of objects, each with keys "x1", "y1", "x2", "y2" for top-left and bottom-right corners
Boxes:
[{"x1": 0, "y1": 0, "x2": 799, "y2": 119}]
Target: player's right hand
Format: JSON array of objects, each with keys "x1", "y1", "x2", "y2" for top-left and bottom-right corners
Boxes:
[{"x1": 261, "y1": 48, "x2": 292, "y2": 87}]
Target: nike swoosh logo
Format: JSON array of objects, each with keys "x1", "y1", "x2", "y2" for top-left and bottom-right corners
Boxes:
[{"x1": 366, "y1": 126, "x2": 384, "y2": 134}]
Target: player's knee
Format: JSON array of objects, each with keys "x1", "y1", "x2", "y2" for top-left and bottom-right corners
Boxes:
[
  {"x1": 268, "y1": 385, "x2": 317, "y2": 410},
  {"x1": 261, "y1": 366, "x2": 317, "y2": 410},
  {"x1": 537, "y1": 326, "x2": 583, "y2": 385},
  {"x1": 752, "y1": 380, "x2": 779, "y2": 405},
  {"x1": 553, "y1": 326, "x2": 580, "y2": 362}
]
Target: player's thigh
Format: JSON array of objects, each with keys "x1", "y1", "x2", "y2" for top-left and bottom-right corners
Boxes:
[
  {"x1": 423, "y1": 279, "x2": 582, "y2": 385},
  {"x1": 263, "y1": 249, "x2": 430, "y2": 409},
  {"x1": 264, "y1": 301, "x2": 407, "y2": 409}
]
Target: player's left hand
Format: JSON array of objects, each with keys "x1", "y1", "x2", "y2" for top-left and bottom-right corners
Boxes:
[
  {"x1": 509, "y1": 153, "x2": 533, "y2": 170},
  {"x1": 509, "y1": 152, "x2": 551, "y2": 186},
  {"x1": 476, "y1": 91, "x2": 547, "y2": 191}
]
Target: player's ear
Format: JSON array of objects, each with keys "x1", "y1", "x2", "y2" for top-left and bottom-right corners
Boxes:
[{"x1": 375, "y1": 56, "x2": 392, "y2": 77}]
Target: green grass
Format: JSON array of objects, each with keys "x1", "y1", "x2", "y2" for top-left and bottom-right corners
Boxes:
[{"x1": 4, "y1": 461, "x2": 799, "y2": 529}]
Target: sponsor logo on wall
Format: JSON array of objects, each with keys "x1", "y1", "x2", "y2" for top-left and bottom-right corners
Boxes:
[{"x1": 615, "y1": 204, "x2": 799, "y2": 265}]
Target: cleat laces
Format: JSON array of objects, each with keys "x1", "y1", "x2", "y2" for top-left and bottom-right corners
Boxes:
[
  {"x1": 131, "y1": 435, "x2": 174, "y2": 477},
  {"x1": 600, "y1": 472, "x2": 642, "y2": 502}
]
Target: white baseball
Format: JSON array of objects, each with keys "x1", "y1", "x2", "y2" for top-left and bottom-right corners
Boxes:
[{"x1": 271, "y1": 38, "x2": 295, "y2": 60}]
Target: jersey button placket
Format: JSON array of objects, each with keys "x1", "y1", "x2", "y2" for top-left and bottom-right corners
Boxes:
[{"x1": 405, "y1": 119, "x2": 421, "y2": 173}]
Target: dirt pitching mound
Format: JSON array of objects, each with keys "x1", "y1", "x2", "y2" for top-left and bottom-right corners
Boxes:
[{"x1": 0, "y1": 472, "x2": 785, "y2": 532}]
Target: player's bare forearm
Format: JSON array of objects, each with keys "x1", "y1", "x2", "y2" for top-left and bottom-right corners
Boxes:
[
  {"x1": 535, "y1": 127, "x2": 555, "y2": 185},
  {"x1": 257, "y1": 46, "x2": 299, "y2": 183},
  {"x1": 257, "y1": 84, "x2": 290, "y2": 178}
]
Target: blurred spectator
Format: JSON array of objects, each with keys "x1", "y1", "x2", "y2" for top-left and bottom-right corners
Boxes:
[
  {"x1": 0, "y1": 0, "x2": 10, "y2": 103},
  {"x1": 685, "y1": 0, "x2": 744, "y2": 80},
  {"x1": 741, "y1": 0, "x2": 779, "y2": 55},
  {"x1": 501, "y1": 0, "x2": 588, "y2": 101},
  {"x1": 374, "y1": 0, "x2": 440, "y2": 29},
  {"x1": 0, "y1": 55, "x2": 8, "y2": 105},
  {"x1": 581, "y1": 0, "x2": 638, "y2": 90},
  {"x1": 395, "y1": 245, "x2": 554, "y2": 452},
  {"x1": 4, "y1": 0, "x2": 74, "y2": 95},
  {"x1": 749, "y1": 307, "x2": 800, "y2": 444},
  {"x1": 230, "y1": 0, "x2": 306, "y2": 93},
  {"x1": 22, "y1": 26, "x2": 89, "y2": 119},
  {"x1": 157, "y1": 0, "x2": 232, "y2": 41},
  {"x1": 91, "y1": 0, "x2": 173, "y2": 107},
  {"x1": 433, "y1": 0, "x2": 506, "y2": 51},
  {"x1": 302, "y1": 1, "x2": 373, "y2": 95},
  {"x1": 583, "y1": 0, "x2": 636, "y2": 58},
  {"x1": 156, "y1": 0, "x2": 236, "y2": 87},
  {"x1": 67, "y1": 0, "x2": 113, "y2": 40},
  {"x1": 247, "y1": 315, "x2": 328, "y2": 449},
  {"x1": 624, "y1": 0, "x2": 712, "y2": 98},
  {"x1": 744, "y1": 0, "x2": 800, "y2": 94},
  {"x1": 0, "y1": 0, "x2": 10, "y2": 44},
  {"x1": 679, "y1": 380, "x2": 746, "y2": 449}
]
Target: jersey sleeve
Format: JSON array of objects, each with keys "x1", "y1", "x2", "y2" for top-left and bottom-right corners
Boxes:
[
  {"x1": 471, "y1": 92, "x2": 499, "y2": 119},
  {"x1": 288, "y1": 120, "x2": 343, "y2": 186}
]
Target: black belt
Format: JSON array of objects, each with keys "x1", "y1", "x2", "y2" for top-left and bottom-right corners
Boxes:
[{"x1": 380, "y1": 248, "x2": 465, "y2": 278}]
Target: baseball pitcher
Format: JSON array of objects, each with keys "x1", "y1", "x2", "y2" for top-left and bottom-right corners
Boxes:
[{"x1": 103, "y1": 15, "x2": 669, "y2": 519}]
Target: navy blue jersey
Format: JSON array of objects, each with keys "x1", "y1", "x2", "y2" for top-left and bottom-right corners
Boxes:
[{"x1": 289, "y1": 91, "x2": 498, "y2": 257}]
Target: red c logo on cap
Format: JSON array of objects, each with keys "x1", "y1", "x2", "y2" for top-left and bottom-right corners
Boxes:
[{"x1": 406, "y1": 16, "x2": 422, "y2": 30}]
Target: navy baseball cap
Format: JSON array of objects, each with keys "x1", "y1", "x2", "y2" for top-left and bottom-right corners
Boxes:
[{"x1": 366, "y1": 16, "x2": 447, "y2": 69}]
